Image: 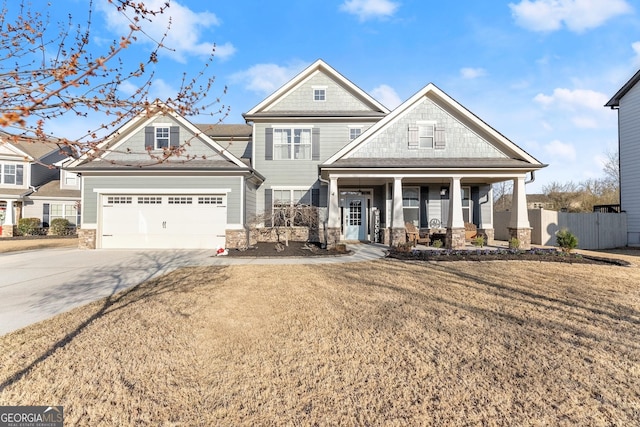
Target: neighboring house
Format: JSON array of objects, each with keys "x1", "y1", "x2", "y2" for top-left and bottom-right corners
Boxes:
[
  {"x1": 0, "y1": 134, "x2": 80, "y2": 236},
  {"x1": 606, "y1": 69, "x2": 640, "y2": 245},
  {"x1": 69, "y1": 59, "x2": 545, "y2": 250}
]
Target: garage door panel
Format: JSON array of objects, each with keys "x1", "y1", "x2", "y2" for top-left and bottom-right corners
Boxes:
[{"x1": 100, "y1": 194, "x2": 227, "y2": 249}]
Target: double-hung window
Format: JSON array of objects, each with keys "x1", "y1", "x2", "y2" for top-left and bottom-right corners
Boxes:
[
  {"x1": 272, "y1": 188, "x2": 313, "y2": 226},
  {"x1": 273, "y1": 128, "x2": 312, "y2": 160},
  {"x1": 402, "y1": 187, "x2": 420, "y2": 226},
  {"x1": 155, "y1": 126, "x2": 170, "y2": 149},
  {"x1": 1, "y1": 163, "x2": 24, "y2": 185},
  {"x1": 419, "y1": 122, "x2": 435, "y2": 149}
]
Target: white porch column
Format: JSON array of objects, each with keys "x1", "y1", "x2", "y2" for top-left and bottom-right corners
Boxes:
[
  {"x1": 392, "y1": 177, "x2": 404, "y2": 228},
  {"x1": 479, "y1": 186, "x2": 494, "y2": 229},
  {"x1": 448, "y1": 176, "x2": 465, "y2": 229},
  {"x1": 327, "y1": 177, "x2": 340, "y2": 228},
  {"x1": 4, "y1": 200, "x2": 15, "y2": 225},
  {"x1": 509, "y1": 176, "x2": 530, "y2": 228}
]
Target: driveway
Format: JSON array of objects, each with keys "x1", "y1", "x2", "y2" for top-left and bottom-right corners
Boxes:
[{"x1": 0, "y1": 244, "x2": 386, "y2": 336}]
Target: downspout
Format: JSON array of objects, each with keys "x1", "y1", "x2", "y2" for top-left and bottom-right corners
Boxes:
[{"x1": 525, "y1": 171, "x2": 535, "y2": 184}]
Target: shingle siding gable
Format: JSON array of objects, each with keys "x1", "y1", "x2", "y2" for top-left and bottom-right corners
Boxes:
[{"x1": 348, "y1": 97, "x2": 506, "y2": 159}]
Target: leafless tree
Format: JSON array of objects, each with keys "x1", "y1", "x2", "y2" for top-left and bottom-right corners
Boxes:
[
  {"x1": 251, "y1": 203, "x2": 320, "y2": 248},
  {"x1": 0, "y1": 0, "x2": 227, "y2": 165},
  {"x1": 542, "y1": 181, "x2": 581, "y2": 212},
  {"x1": 492, "y1": 180, "x2": 513, "y2": 211}
]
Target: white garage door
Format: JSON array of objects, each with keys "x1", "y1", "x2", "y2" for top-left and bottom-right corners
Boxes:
[{"x1": 100, "y1": 194, "x2": 227, "y2": 249}]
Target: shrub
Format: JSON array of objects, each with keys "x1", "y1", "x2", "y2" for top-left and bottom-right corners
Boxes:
[
  {"x1": 432, "y1": 239, "x2": 443, "y2": 249},
  {"x1": 17, "y1": 217, "x2": 41, "y2": 236},
  {"x1": 509, "y1": 237, "x2": 520, "y2": 249},
  {"x1": 556, "y1": 228, "x2": 578, "y2": 253},
  {"x1": 472, "y1": 235, "x2": 485, "y2": 247},
  {"x1": 49, "y1": 218, "x2": 71, "y2": 235}
]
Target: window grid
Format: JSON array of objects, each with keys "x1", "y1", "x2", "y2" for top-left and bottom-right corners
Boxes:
[
  {"x1": 138, "y1": 196, "x2": 162, "y2": 204},
  {"x1": 107, "y1": 196, "x2": 132, "y2": 204},
  {"x1": 198, "y1": 196, "x2": 223, "y2": 205},
  {"x1": 155, "y1": 127, "x2": 169, "y2": 149},
  {"x1": 349, "y1": 128, "x2": 362, "y2": 140},
  {"x1": 314, "y1": 89, "x2": 326, "y2": 101},
  {"x1": 273, "y1": 128, "x2": 312, "y2": 160},
  {"x1": 168, "y1": 196, "x2": 193, "y2": 204}
]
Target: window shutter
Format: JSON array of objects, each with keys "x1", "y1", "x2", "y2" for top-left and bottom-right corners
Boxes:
[
  {"x1": 420, "y1": 187, "x2": 429, "y2": 227},
  {"x1": 264, "y1": 189, "x2": 273, "y2": 227},
  {"x1": 408, "y1": 126, "x2": 419, "y2": 149},
  {"x1": 312, "y1": 128, "x2": 320, "y2": 160},
  {"x1": 312, "y1": 188, "x2": 320, "y2": 207},
  {"x1": 435, "y1": 126, "x2": 445, "y2": 149},
  {"x1": 170, "y1": 126, "x2": 180, "y2": 148},
  {"x1": 265, "y1": 128, "x2": 273, "y2": 160},
  {"x1": 43, "y1": 203, "x2": 50, "y2": 228},
  {"x1": 144, "y1": 127, "x2": 154, "y2": 150},
  {"x1": 16, "y1": 165, "x2": 23, "y2": 185}
]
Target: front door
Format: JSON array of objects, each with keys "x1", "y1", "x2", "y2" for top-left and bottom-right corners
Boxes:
[{"x1": 344, "y1": 196, "x2": 366, "y2": 240}]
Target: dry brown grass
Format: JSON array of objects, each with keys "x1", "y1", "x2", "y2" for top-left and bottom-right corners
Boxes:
[{"x1": 1, "y1": 257, "x2": 639, "y2": 425}]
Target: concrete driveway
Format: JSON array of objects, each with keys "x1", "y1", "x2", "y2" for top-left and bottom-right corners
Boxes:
[{"x1": 0, "y1": 244, "x2": 387, "y2": 336}]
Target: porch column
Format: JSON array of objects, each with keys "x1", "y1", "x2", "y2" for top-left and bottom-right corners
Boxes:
[
  {"x1": 326, "y1": 177, "x2": 341, "y2": 247},
  {"x1": 478, "y1": 186, "x2": 495, "y2": 245},
  {"x1": 508, "y1": 176, "x2": 531, "y2": 249},
  {"x1": 447, "y1": 176, "x2": 466, "y2": 249},
  {"x1": 1, "y1": 200, "x2": 15, "y2": 237},
  {"x1": 391, "y1": 177, "x2": 405, "y2": 245}
]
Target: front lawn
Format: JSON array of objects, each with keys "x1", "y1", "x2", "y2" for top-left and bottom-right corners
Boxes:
[{"x1": 1, "y1": 259, "x2": 638, "y2": 425}]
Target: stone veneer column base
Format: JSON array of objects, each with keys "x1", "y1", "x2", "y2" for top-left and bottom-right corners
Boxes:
[
  {"x1": 324, "y1": 228, "x2": 341, "y2": 249},
  {"x1": 446, "y1": 228, "x2": 466, "y2": 249},
  {"x1": 391, "y1": 228, "x2": 406, "y2": 247},
  {"x1": 509, "y1": 227, "x2": 532, "y2": 250},
  {"x1": 225, "y1": 229, "x2": 250, "y2": 249},
  {"x1": 478, "y1": 228, "x2": 495, "y2": 246},
  {"x1": 78, "y1": 229, "x2": 96, "y2": 249},
  {"x1": 1, "y1": 225, "x2": 15, "y2": 237}
]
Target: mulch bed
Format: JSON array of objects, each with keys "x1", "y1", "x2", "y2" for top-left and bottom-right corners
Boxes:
[
  {"x1": 386, "y1": 248, "x2": 631, "y2": 266},
  {"x1": 226, "y1": 241, "x2": 350, "y2": 257}
]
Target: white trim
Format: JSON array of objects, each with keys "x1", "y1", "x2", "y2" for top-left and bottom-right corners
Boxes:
[
  {"x1": 93, "y1": 188, "x2": 232, "y2": 194},
  {"x1": 81, "y1": 223, "x2": 97, "y2": 230},
  {"x1": 270, "y1": 185, "x2": 311, "y2": 190}
]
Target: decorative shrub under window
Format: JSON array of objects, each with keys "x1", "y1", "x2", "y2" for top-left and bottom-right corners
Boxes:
[
  {"x1": 49, "y1": 218, "x2": 71, "y2": 236},
  {"x1": 17, "y1": 217, "x2": 41, "y2": 236}
]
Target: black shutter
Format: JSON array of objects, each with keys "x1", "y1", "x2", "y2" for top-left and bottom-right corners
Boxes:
[
  {"x1": 144, "y1": 127, "x2": 154, "y2": 150},
  {"x1": 312, "y1": 128, "x2": 320, "y2": 160},
  {"x1": 265, "y1": 128, "x2": 273, "y2": 160},
  {"x1": 312, "y1": 188, "x2": 320, "y2": 207},
  {"x1": 42, "y1": 203, "x2": 50, "y2": 228},
  {"x1": 16, "y1": 165, "x2": 23, "y2": 185},
  {"x1": 264, "y1": 189, "x2": 273, "y2": 227},
  {"x1": 170, "y1": 126, "x2": 180, "y2": 148}
]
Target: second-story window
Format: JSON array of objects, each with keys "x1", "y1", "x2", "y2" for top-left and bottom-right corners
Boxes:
[
  {"x1": 155, "y1": 126, "x2": 170, "y2": 149},
  {"x1": 314, "y1": 88, "x2": 326, "y2": 101},
  {"x1": 1, "y1": 164, "x2": 23, "y2": 185},
  {"x1": 349, "y1": 127, "x2": 362, "y2": 140},
  {"x1": 273, "y1": 128, "x2": 312, "y2": 160}
]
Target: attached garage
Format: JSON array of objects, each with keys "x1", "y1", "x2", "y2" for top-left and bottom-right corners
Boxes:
[{"x1": 99, "y1": 193, "x2": 227, "y2": 249}]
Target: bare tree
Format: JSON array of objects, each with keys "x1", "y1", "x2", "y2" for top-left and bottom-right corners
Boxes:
[
  {"x1": 542, "y1": 181, "x2": 581, "y2": 212},
  {"x1": 602, "y1": 149, "x2": 620, "y2": 187},
  {"x1": 492, "y1": 181, "x2": 513, "y2": 211},
  {"x1": 251, "y1": 203, "x2": 320, "y2": 248},
  {"x1": 0, "y1": 0, "x2": 227, "y2": 164}
]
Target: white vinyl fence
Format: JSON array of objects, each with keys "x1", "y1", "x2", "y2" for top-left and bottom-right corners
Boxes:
[{"x1": 494, "y1": 209, "x2": 627, "y2": 250}]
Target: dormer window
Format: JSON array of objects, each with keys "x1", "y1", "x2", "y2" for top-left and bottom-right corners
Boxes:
[
  {"x1": 155, "y1": 126, "x2": 170, "y2": 149},
  {"x1": 144, "y1": 124, "x2": 179, "y2": 151},
  {"x1": 313, "y1": 86, "x2": 327, "y2": 101}
]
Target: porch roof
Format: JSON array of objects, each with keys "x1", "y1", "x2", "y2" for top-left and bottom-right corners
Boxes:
[{"x1": 322, "y1": 157, "x2": 545, "y2": 170}]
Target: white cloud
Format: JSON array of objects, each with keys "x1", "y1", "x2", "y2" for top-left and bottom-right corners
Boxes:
[
  {"x1": 632, "y1": 41, "x2": 640, "y2": 65},
  {"x1": 534, "y1": 88, "x2": 612, "y2": 129},
  {"x1": 460, "y1": 67, "x2": 487, "y2": 79},
  {"x1": 96, "y1": 0, "x2": 235, "y2": 63},
  {"x1": 509, "y1": 0, "x2": 633, "y2": 33},
  {"x1": 339, "y1": 0, "x2": 400, "y2": 21},
  {"x1": 544, "y1": 140, "x2": 577, "y2": 161},
  {"x1": 229, "y1": 61, "x2": 309, "y2": 95},
  {"x1": 370, "y1": 84, "x2": 402, "y2": 109}
]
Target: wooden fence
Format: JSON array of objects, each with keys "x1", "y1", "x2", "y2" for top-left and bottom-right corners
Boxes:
[{"x1": 494, "y1": 209, "x2": 627, "y2": 249}]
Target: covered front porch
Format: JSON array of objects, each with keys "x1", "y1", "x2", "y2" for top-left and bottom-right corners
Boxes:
[{"x1": 322, "y1": 171, "x2": 533, "y2": 250}]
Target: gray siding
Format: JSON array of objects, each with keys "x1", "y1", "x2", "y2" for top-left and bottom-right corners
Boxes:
[
  {"x1": 105, "y1": 115, "x2": 226, "y2": 162},
  {"x1": 30, "y1": 163, "x2": 60, "y2": 187},
  {"x1": 253, "y1": 122, "x2": 374, "y2": 214},
  {"x1": 244, "y1": 179, "x2": 257, "y2": 223},
  {"x1": 351, "y1": 97, "x2": 506, "y2": 159},
  {"x1": 82, "y1": 175, "x2": 242, "y2": 224},
  {"x1": 269, "y1": 73, "x2": 372, "y2": 112},
  {"x1": 619, "y1": 82, "x2": 640, "y2": 240}
]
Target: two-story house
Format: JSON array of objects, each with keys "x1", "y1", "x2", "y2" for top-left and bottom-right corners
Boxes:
[
  {"x1": 606, "y1": 69, "x2": 640, "y2": 246},
  {"x1": 69, "y1": 60, "x2": 545, "y2": 250},
  {"x1": 0, "y1": 134, "x2": 81, "y2": 236}
]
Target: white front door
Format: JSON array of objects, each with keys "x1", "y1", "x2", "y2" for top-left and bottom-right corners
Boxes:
[
  {"x1": 344, "y1": 196, "x2": 366, "y2": 240},
  {"x1": 100, "y1": 194, "x2": 227, "y2": 249}
]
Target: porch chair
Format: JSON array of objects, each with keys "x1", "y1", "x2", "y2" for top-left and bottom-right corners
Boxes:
[{"x1": 405, "y1": 222, "x2": 430, "y2": 246}]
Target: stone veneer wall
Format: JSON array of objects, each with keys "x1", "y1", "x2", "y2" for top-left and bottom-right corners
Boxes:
[
  {"x1": 1, "y1": 225, "x2": 15, "y2": 237},
  {"x1": 78, "y1": 229, "x2": 96, "y2": 249},
  {"x1": 478, "y1": 228, "x2": 495, "y2": 246},
  {"x1": 391, "y1": 228, "x2": 406, "y2": 246},
  {"x1": 509, "y1": 227, "x2": 532, "y2": 250},
  {"x1": 446, "y1": 227, "x2": 466, "y2": 249}
]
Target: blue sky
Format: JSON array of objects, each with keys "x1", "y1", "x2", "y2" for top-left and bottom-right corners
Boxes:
[{"x1": 46, "y1": 0, "x2": 640, "y2": 193}]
